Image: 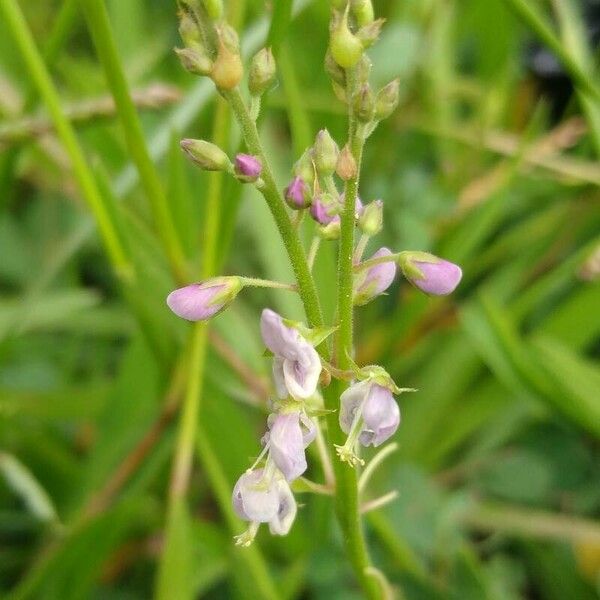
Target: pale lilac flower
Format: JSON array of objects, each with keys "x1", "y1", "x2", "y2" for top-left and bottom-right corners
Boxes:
[
  {"x1": 232, "y1": 469, "x2": 297, "y2": 536},
  {"x1": 267, "y1": 412, "x2": 316, "y2": 481},
  {"x1": 353, "y1": 247, "x2": 396, "y2": 306},
  {"x1": 284, "y1": 176, "x2": 311, "y2": 209},
  {"x1": 268, "y1": 477, "x2": 297, "y2": 535},
  {"x1": 400, "y1": 253, "x2": 462, "y2": 296},
  {"x1": 234, "y1": 153, "x2": 262, "y2": 181},
  {"x1": 232, "y1": 469, "x2": 279, "y2": 523},
  {"x1": 260, "y1": 309, "x2": 321, "y2": 400},
  {"x1": 167, "y1": 277, "x2": 242, "y2": 321},
  {"x1": 339, "y1": 380, "x2": 400, "y2": 448}
]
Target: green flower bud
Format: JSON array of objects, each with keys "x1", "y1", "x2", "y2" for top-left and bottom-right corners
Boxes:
[
  {"x1": 211, "y1": 39, "x2": 243, "y2": 90},
  {"x1": 293, "y1": 148, "x2": 315, "y2": 185},
  {"x1": 358, "y1": 200, "x2": 383, "y2": 235},
  {"x1": 351, "y1": 0, "x2": 374, "y2": 26},
  {"x1": 331, "y1": 81, "x2": 347, "y2": 104},
  {"x1": 319, "y1": 220, "x2": 341, "y2": 240},
  {"x1": 313, "y1": 129, "x2": 339, "y2": 176},
  {"x1": 336, "y1": 144, "x2": 357, "y2": 181},
  {"x1": 329, "y1": 9, "x2": 363, "y2": 68},
  {"x1": 355, "y1": 54, "x2": 372, "y2": 86},
  {"x1": 325, "y1": 50, "x2": 346, "y2": 86},
  {"x1": 375, "y1": 78, "x2": 400, "y2": 120},
  {"x1": 353, "y1": 84, "x2": 375, "y2": 122},
  {"x1": 249, "y1": 47, "x2": 276, "y2": 96},
  {"x1": 357, "y1": 18, "x2": 385, "y2": 49},
  {"x1": 180, "y1": 138, "x2": 232, "y2": 171},
  {"x1": 178, "y1": 11, "x2": 201, "y2": 46},
  {"x1": 175, "y1": 47, "x2": 212, "y2": 76},
  {"x1": 202, "y1": 0, "x2": 223, "y2": 20}
]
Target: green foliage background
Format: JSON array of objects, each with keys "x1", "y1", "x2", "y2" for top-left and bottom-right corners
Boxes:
[{"x1": 1, "y1": 0, "x2": 599, "y2": 598}]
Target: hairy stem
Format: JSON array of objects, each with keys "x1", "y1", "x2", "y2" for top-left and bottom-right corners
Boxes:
[
  {"x1": 223, "y1": 88, "x2": 325, "y2": 330},
  {"x1": 323, "y1": 66, "x2": 384, "y2": 599}
]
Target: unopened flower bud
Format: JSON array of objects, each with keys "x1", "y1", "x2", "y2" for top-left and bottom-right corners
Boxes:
[
  {"x1": 331, "y1": 81, "x2": 347, "y2": 103},
  {"x1": 399, "y1": 251, "x2": 462, "y2": 296},
  {"x1": 375, "y1": 78, "x2": 400, "y2": 120},
  {"x1": 351, "y1": 0, "x2": 374, "y2": 26},
  {"x1": 319, "y1": 220, "x2": 341, "y2": 240},
  {"x1": 249, "y1": 47, "x2": 276, "y2": 96},
  {"x1": 178, "y1": 11, "x2": 201, "y2": 46},
  {"x1": 310, "y1": 193, "x2": 339, "y2": 225},
  {"x1": 175, "y1": 47, "x2": 212, "y2": 76},
  {"x1": 330, "y1": 9, "x2": 363, "y2": 68},
  {"x1": 354, "y1": 84, "x2": 375, "y2": 122},
  {"x1": 336, "y1": 144, "x2": 357, "y2": 180},
  {"x1": 325, "y1": 50, "x2": 346, "y2": 86},
  {"x1": 353, "y1": 247, "x2": 396, "y2": 305},
  {"x1": 293, "y1": 148, "x2": 315, "y2": 185},
  {"x1": 166, "y1": 276, "x2": 242, "y2": 321},
  {"x1": 313, "y1": 129, "x2": 339, "y2": 175},
  {"x1": 234, "y1": 153, "x2": 262, "y2": 182},
  {"x1": 356, "y1": 54, "x2": 372, "y2": 86},
  {"x1": 357, "y1": 18, "x2": 385, "y2": 49},
  {"x1": 180, "y1": 138, "x2": 232, "y2": 171},
  {"x1": 284, "y1": 176, "x2": 311, "y2": 209},
  {"x1": 358, "y1": 199, "x2": 383, "y2": 235},
  {"x1": 211, "y1": 30, "x2": 243, "y2": 90},
  {"x1": 202, "y1": 0, "x2": 223, "y2": 20}
]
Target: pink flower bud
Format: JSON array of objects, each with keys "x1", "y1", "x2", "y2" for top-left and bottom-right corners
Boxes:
[
  {"x1": 166, "y1": 277, "x2": 242, "y2": 321},
  {"x1": 284, "y1": 176, "x2": 311, "y2": 209},
  {"x1": 234, "y1": 153, "x2": 262, "y2": 181},
  {"x1": 400, "y1": 252, "x2": 462, "y2": 296},
  {"x1": 310, "y1": 194, "x2": 338, "y2": 225},
  {"x1": 353, "y1": 247, "x2": 396, "y2": 306}
]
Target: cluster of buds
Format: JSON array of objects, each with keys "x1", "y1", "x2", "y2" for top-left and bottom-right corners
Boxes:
[
  {"x1": 232, "y1": 309, "x2": 324, "y2": 545},
  {"x1": 175, "y1": 2, "x2": 276, "y2": 98}
]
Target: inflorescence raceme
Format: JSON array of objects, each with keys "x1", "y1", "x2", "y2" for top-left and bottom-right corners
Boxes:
[{"x1": 167, "y1": 0, "x2": 463, "y2": 546}]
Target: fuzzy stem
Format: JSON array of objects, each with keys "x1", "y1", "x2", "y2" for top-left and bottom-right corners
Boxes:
[
  {"x1": 354, "y1": 251, "x2": 406, "y2": 272},
  {"x1": 240, "y1": 277, "x2": 297, "y2": 291},
  {"x1": 223, "y1": 88, "x2": 325, "y2": 329},
  {"x1": 323, "y1": 64, "x2": 384, "y2": 599}
]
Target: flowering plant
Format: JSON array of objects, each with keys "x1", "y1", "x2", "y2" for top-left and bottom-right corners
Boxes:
[{"x1": 165, "y1": 0, "x2": 462, "y2": 594}]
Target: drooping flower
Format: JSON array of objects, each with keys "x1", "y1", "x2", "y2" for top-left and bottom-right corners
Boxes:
[
  {"x1": 232, "y1": 469, "x2": 279, "y2": 523},
  {"x1": 166, "y1": 276, "x2": 242, "y2": 321},
  {"x1": 399, "y1": 252, "x2": 462, "y2": 296},
  {"x1": 336, "y1": 379, "x2": 401, "y2": 465},
  {"x1": 234, "y1": 153, "x2": 262, "y2": 181},
  {"x1": 232, "y1": 468, "x2": 297, "y2": 544},
  {"x1": 353, "y1": 247, "x2": 396, "y2": 305},
  {"x1": 267, "y1": 412, "x2": 316, "y2": 481},
  {"x1": 260, "y1": 309, "x2": 321, "y2": 400}
]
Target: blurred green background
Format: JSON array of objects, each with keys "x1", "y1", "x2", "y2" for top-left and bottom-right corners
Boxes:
[{"x1": 1, "y1": 0, "x2": 600, "y2": 598}]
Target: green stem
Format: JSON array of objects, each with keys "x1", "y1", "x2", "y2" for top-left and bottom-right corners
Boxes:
[
  {"x1": 0, "y1": 0, "x2": 132, "y2": 280},
  {"x1": 81, "y1": 0, "x2": 188, "y2": 283},
  {"x1": 223, "y1": 88, "x2": 325, "y2": 330},
  {"x1": 241, "y1": 277, "x2": 297, "y2": 291},
  {"x1": 354, "y1": 251, "x2": 406, "y2": 272},
  {"x1": 323, "y1": 66, "x2": 383, "y2": 599}
]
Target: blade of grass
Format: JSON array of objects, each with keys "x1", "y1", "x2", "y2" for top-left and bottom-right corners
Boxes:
[{"x1": 81, "y1": 0, "x2": 188, "y2": 283}]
